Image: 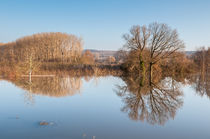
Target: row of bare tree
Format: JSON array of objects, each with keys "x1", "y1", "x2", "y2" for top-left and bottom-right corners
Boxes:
[
  {"x1": 0, "y1": 32, "x2": 84, "y2": 76},
  {"x1": 193, "y1": 47, "x2": 210, "y2": 73},
  {"x1": 0, "y1": 32, "x2": 83, "y2": 63}
]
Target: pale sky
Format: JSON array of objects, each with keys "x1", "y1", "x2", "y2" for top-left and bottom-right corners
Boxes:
[{"x1": 0, "y1": 0, "x2": 210, "y2": 50}]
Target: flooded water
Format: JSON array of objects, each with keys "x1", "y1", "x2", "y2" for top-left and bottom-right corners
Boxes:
[{"x1": 0, "y1": 75, "x2": 210, "y2": 139}]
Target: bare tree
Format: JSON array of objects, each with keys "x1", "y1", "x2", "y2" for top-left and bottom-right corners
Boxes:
[
  {"x1": 114, "y1": 50, "x2": 127, "y2": 64},
  {"x1": 123, "y1": 25, "x2": 150, "y2": 75},
  {"x1": 107, "y1": 56, "x2": 116, "y2": 64},
  {"x1": 148, "y1": 23, "x2": 185, "y2": 79},
  {"x1": 82, "y1": 50, "x2": 95, "y2": 65},
  {"x1": 123, "y1": 23, "x2": 185, "y2": 82},
  {"x1": 0, "y1": 32, "x2": 83, "y2": 75},
  {"x1": 9, "y1": 32, "x2": 83, "y2": 63}
]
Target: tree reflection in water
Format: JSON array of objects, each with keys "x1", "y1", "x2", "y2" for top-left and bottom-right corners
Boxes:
[
  {"x1": 3, "y1": 69, "x2": 210, "y2": 124},
  {"x1": 5, "y1": 75, "x2": 102, "y2": 105},
  {"x1": 191, "y1": 68, "x2": 210, "y2": 98},
  {"x1": 116, "y1": 74, "x2": 184, "y2": 125},
  {"x1": 8, "y1": 76, "x2": 83, "y2": 104}
]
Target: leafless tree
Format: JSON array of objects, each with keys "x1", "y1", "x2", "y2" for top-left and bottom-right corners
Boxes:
[
  {"x1": 123, "y1": 25, "x2": 150, "y2": 74},
  {"x1": 148, "y1": 23, "x2": 185, "y2": 82},
  {"x1": 0, "y1": 32, "x2": 83, "y2": 75},
  {"x1": 114, "y1": 50, "x2": 127, "y2": 64},
  {"x1": 123, "y1": 23, "x2": 185, "y2": 82},
  {"x1": 81, "y1": 50, "x2": 95, "y2": 65}
]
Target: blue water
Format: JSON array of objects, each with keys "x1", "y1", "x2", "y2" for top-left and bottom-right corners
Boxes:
[{"x1": 0, "y1": 76, "x2": 210, "y2": 139}]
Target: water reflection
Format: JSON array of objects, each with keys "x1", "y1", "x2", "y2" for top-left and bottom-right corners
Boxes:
[
  {"x1": 191, "y1": 70, "x2": 210, "y2": 98},
  {"x1": 116, "y1": 74, "x2": 185, "y2": 125},
  {"x1": 8, "y1": 76, "x2": 82, "y2": 97},
  {"x1": 1, "y1": 69, "x2": 210, "y2": 125},
  {"x1": 115, "y1": 67, "x2": 210, "y2": 125}
]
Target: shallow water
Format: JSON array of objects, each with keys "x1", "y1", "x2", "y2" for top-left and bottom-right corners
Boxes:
[{"x1": 0, "y1": 76, "x2": 210, "y2": 139}]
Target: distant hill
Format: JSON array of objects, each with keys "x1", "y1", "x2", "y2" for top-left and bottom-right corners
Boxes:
[
  {"x1": 85, "y1": 49, "x2": 116, "y2": 55},
  {"x1": 84, "y1": 49, "x2": 117, "y2": 60},
  {"x1": 84, "y1": 49, "x2": 195, "y2": 59},
  {"x1": 185, "y1": 51, "x2": 195, "y2": 56}
]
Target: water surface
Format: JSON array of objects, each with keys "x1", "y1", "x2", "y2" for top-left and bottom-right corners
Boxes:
[{"x1": 0, "y1": 75, "x2": 210, "y2": 139}]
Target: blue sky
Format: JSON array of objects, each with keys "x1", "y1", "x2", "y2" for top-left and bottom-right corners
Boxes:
[{"x1": 0, "y1": 0, "x2": 210, "y2": 50}]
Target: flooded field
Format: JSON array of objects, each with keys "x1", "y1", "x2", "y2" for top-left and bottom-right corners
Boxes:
[{"x1": 0, "y1": 75, "x2": 210, "y2": 139}]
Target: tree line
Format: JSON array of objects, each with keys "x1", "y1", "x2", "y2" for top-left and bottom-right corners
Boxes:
[
  {"x1": 0, "y1": 23, "x2": 209, "y2": 78},
  {"x1": 0, "y1": 32, "x2": 83, "y2": 63},
  {"x1": 0, "y1": 32, "x2": 85, "y2": 76}
]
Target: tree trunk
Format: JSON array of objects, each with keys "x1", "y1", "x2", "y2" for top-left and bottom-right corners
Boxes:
[
  {"x1": 29, "y1": 70, "x2": 32, "y2": 83},
  {"x1": 139, "y1": 52, "x2": 145, "y2": 86},
  {"x1": 139, "y1": 52, "x2": 145, "y2": 75},
  {"x1": 149, "y1": 62, "x2": 153, "y2": 86}
]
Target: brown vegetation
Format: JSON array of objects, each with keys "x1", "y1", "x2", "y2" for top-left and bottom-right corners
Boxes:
[
  {"x1": 161, "y1": 52, "x2": 196, "y2": 76},
  {"x1": 122, "y1": 23, "x2": 193, "y2": 80},
  {"x1": 0, "y1": 25, "x2": 208, "y2": 79},
  {"x1": 0, "y1": 32, "x2": 124, "y2": 77},
  {"x1": 0, "y1": 32, "x2": 83, "y2": 76},
  {"x1": 81, "y1": 50, "x2": 95, "y2": 65},
  {"x1": 192, "y1": 47, "x2": 210, "y2": 73},
  {"x1": 1, "y1": 33, "x2": 83, "y2": 63},
  {"x1": 41, "y1": 64, "x2": 123, "y2": 76}
]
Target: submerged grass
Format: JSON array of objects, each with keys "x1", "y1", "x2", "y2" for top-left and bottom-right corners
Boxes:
[
  {"x1": 0, "y1": 63, "x2": 124, "y2": 78},
  {"x1": 40, "y1": 63, "x2": 123, "y2": 76}
]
